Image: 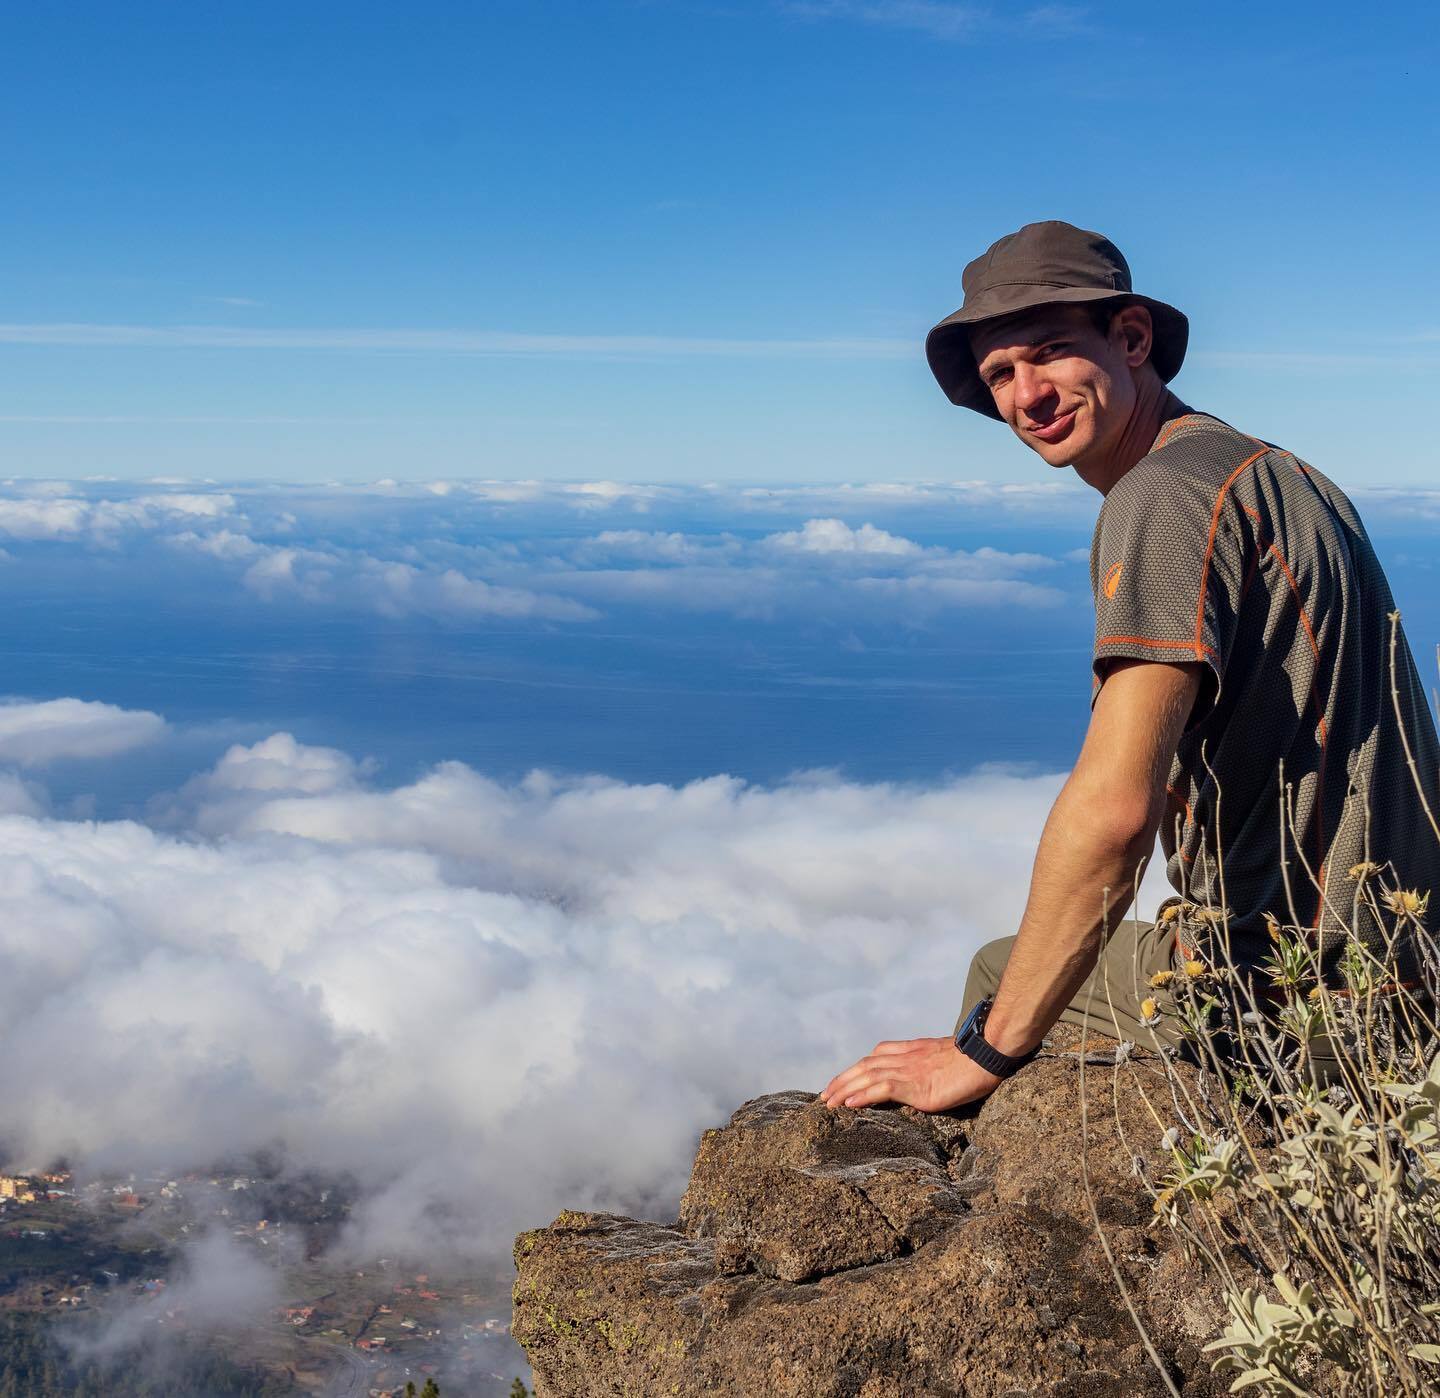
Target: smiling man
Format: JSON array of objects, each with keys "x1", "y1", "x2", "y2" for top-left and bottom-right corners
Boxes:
[{"x1": 822, "y1": 220, "x2": 1440, "y2": 1115}]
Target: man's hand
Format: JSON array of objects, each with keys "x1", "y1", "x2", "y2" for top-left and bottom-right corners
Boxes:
[{"x1": 821, "y1": 1037, "x2": 1004, "y2": 1113}]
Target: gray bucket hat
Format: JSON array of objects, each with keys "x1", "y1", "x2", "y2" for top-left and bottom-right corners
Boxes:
[{"x1": 925, "y1": 220, "x2": 1189, "y2": 420}]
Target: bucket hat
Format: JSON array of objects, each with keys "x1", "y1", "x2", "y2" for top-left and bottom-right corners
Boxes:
[{"x1": 925, "y1": 220, "x2": 1189, "y2": 420}]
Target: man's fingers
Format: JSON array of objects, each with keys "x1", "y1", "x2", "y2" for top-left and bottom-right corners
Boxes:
[
  {"x1": 824, "y1": 1044, "x2": 935, "y2": 1107},
  {"x1": 822, "y1": 1060, "x2": 875, "y2": 1104},
  {"x1": 839, "y1": 1074, "x2": 908, "y2": 1110},
  {"x1": 823, "y1": 1067, "x2": 913, "y2": 1110}
]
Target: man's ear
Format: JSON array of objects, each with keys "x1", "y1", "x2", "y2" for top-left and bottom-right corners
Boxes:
[{"x1": 1112, "y1": 304, "x2": 1154, "y2": 370}]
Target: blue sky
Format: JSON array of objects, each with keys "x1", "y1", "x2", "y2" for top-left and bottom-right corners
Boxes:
[
  {"x1": 5, "y1": 0, "x2": 1438, "y2": 482},
  {"x1": 1, "y1": 3, "x2": 1439, "y2": 1309}
]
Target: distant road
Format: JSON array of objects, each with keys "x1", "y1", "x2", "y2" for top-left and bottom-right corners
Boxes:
[{"x1": 312, "y1": 1339, "x2": 370, "y2": 1397}]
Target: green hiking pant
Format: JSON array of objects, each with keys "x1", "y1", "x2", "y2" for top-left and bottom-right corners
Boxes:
[
  {"x1": 956, "y1": 917, "x2": 1185, "y2": 1050},
  {"x1": 955, "y1": 919, "x2": 1418, "y2": 1086}
]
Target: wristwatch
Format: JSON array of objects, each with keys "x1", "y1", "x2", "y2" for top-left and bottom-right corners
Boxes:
[{"x1": 953, "y1": 997, "x2": 1040, "y2": 1078}]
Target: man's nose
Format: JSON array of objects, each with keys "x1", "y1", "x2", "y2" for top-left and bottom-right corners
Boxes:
[{"x1": 1011, "y1": 362, "x2": 1055, "y2": 418}]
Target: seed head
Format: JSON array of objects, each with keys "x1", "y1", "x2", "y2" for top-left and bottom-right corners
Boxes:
[
  {"x1": 1383, "y1": 888, "x2": 1430, "y2": 919},
  {"x1": 1149, "y1": 970, "x2": 1175, "y2": 988}
]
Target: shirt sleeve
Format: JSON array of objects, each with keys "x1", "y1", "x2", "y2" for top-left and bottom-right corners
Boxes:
[{"x1": 1090, "y1": 462, "x2": 1248, "y2": 715}]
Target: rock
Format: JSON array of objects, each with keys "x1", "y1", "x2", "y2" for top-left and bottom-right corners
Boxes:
[{"x1": 513, "y1": 1026, "x2": 1236, "y2": 1396}]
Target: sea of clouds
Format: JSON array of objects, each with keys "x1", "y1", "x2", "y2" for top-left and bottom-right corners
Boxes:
[
  {"x1": 0, "y1": 473, "x2": 1097, "y2": 631},
  {"x1": 0, "y1": 692, "x2": 1175, "y2": 1263},
  {"x1": 2, "y1": 472, "x2": 1429, "y2": 1268}
]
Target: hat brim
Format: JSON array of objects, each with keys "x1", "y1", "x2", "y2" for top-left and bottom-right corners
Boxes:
[{"x1": 925, "y1": 288, "x2": 1190, "y2": 421}]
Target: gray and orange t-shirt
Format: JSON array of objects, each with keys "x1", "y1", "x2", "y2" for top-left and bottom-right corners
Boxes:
[{"x1": 1089, "y1": 410, "x2": 1440, "y2": 983}]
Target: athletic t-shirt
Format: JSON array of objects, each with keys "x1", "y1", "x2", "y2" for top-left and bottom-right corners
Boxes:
[{"x1": 1089, "y1": 410, "x2": 1440, "y2": 983}]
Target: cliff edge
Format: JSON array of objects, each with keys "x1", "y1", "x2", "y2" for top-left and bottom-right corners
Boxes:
[{"x1": 512, "y1": 1026, "x2": 1235, "y2": 1396}]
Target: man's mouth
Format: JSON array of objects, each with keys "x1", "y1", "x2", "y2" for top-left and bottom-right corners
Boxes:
[{"x1": 1025, "y1": 409, "x2": 1077, "y2": 444}]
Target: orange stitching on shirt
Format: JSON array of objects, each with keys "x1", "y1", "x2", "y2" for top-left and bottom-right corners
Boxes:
[
  {"x1": 1098, "y1": 634, "x2": 1218, "y2": 658},
  {"x1": 1152, "y1": 413, "x2": 1195, "y2": 451},
  {"x1": 1165, "y1": 784, "x2": 1195, "y2": 827},
  {"x1": 1194, "y1": 445, "x2": 1269, "y2": 660}
]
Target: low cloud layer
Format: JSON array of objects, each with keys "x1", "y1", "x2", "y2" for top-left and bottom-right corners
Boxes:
[
  {"x1": 0, "y1": 712, "x2": 1169, "y2": 1259},
  {"x1": 0, "y1": 478, "x2": 1088, "y2": 625},
  {"x1": 0, "y1": 697, "x2": 166, "y2": 767}
]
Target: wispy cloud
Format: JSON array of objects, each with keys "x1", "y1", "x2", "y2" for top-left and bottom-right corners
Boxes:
[
  {"x1": 781, "y1": 0, "x2": 987, "y2": 41},
  {"x1": 0, "y1": 415, "x2": 393, "y2": 425},
  {"x1": 0, "y1": 322, "x2": 912, "y2": 360},
  {"x1": 779, "y1": 0, "x2": 1086, "y2": 41},
  {"x1": 1191, "y1": 349, "x2": 1440, "y2": 372}
]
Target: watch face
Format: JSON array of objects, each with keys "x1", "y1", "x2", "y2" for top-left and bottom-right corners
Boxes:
[{"x1": 955, "y1": 996, "x2": 990, "y2": 1045}]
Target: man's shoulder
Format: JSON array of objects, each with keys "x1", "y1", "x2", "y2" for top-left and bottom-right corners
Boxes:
[
  {"x1": 1141, "y1": 412, "x2": 1267, "y2": 479},
  {"x1": 1107, "y1": 414, "x2": 1285, "y2": 518}
]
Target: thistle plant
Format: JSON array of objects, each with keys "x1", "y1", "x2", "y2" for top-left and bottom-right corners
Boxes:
[{"x1": 1093, "y1": 617, "x2": 1440, "y2": 1396}]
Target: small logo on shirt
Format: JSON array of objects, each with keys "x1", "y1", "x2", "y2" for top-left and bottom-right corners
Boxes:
[{"x1": 1102, "y1": 561, "x2": 1124, "y2": 599}]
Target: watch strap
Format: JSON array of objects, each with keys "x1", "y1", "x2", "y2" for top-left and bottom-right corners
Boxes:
[{"x1": 953, "y1": 997, "x2": 1039, "y2": 1078}]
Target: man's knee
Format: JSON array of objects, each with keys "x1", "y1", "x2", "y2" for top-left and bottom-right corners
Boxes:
[{"x1": 957, "y1": 935, "x2": 1015, "y2": 1034}]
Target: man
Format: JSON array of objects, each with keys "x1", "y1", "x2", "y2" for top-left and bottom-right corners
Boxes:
[{"x1": 823, "y1": 220, "x2": 1440, "y2": 1114}]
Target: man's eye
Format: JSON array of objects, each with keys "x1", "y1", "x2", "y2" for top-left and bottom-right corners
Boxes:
[
  {"x1": 987, "y1": 368, "x2": 1012, "y2": 388},
  {"x1": 1038, "y1": 341, "x2": 1068, "y2": 357}
]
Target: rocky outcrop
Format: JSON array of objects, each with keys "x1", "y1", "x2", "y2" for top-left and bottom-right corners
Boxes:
[{"x1": 513, "y1": 1027, "x2": 1237, "y2": 1396}]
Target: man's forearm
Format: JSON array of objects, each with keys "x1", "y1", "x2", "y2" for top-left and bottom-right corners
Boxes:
[{"x1": 980, "y1": 772, "x2": 1159, "y2": 1056}]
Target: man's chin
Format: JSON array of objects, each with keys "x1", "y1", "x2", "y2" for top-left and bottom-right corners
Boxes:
[{"x1": 1024, "y1": 436, "x2": 1084, "y2": 469}]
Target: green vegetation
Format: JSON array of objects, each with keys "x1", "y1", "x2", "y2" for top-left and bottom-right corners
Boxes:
[
  {"x1": 0, "y1": 1313, "x2": 289, "y2": 1397},
  {"x1": 1111, "y1": 617, "x2": 1440, "y2": 1396}
]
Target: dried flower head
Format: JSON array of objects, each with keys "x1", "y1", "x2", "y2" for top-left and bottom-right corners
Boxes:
[
  {"x1": 1150, "y1": 970, "x2": 1175, "y2": 988},
  {"x1": 1264, "y1": 912, "x2": 1282, "y2": 941},
  {"x1": 1382, "y1": 888, "x2": 1430, "y2": 919},
  {"x1": 1184, "y1": 959, "x2": 1207, "y2": 979},
  {"x1": 1347, "y1": 860, "x2": 1381, "y2": 881},
  {"x1": 1140, "y1": 997, "x2": 1160, "y2": 1026}
]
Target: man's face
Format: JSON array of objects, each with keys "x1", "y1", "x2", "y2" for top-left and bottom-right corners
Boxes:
[{"x1": 968, "y1": 304, "x2": 1144, "y2": 472}]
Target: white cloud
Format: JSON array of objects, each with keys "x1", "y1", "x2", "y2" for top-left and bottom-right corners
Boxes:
[
  {"x1": 0, "y1": 722, "x2": 1177, "y2": 1259},
  {"x1": 579, "y1": 529, "x2": 738, "y2": 563},
  {"x1": 0, "y1": 490, "x2": 239, "y2": 541},
  {"x1": 0, "y1": 478, "x2": 1097, "y2": 625},
  {"x1": 132, "y1": 492, "x2": 237, "y2": 518},
  {"x1": 735, "y1": 479, "x2": 1092, "y2": 517},
  {"x1": 0, "y1": 698, "x2": 165, "y2": 767},
  {"x1": 167, "y1": 527, "x2": 266, "y2": 561},
  {"x1": 65, "y1": 1229, "x2": 280, "y2": 1369},
  {"x1": 237, "y1": 545, "x2": 598, "y2": 622},
  {"x1": 764, "y1": 517, "x2": 922, "y2": 555},
  {"x1": 0, "y1": 771, "x2": 46, "y2": 816},
  {"x1": 0, "y1": 497, "x2": 91, "y2": 538}
]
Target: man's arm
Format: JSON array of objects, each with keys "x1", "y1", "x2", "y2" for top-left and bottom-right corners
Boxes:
[{"x1": 821, "y1": 657, "x2": 1202, "y2": 1113}]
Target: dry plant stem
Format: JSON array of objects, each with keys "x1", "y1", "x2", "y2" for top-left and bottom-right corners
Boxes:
[
  {"x1": 1389, "y1": 611, "x2": 1440, "y2": 850},
  {"x1": 1102, "y1": 632, "x2": 1440, "y2": 1393},
  {"x1": 1078, "y1": 886, "x2": 1184, "y2": 1398}
]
